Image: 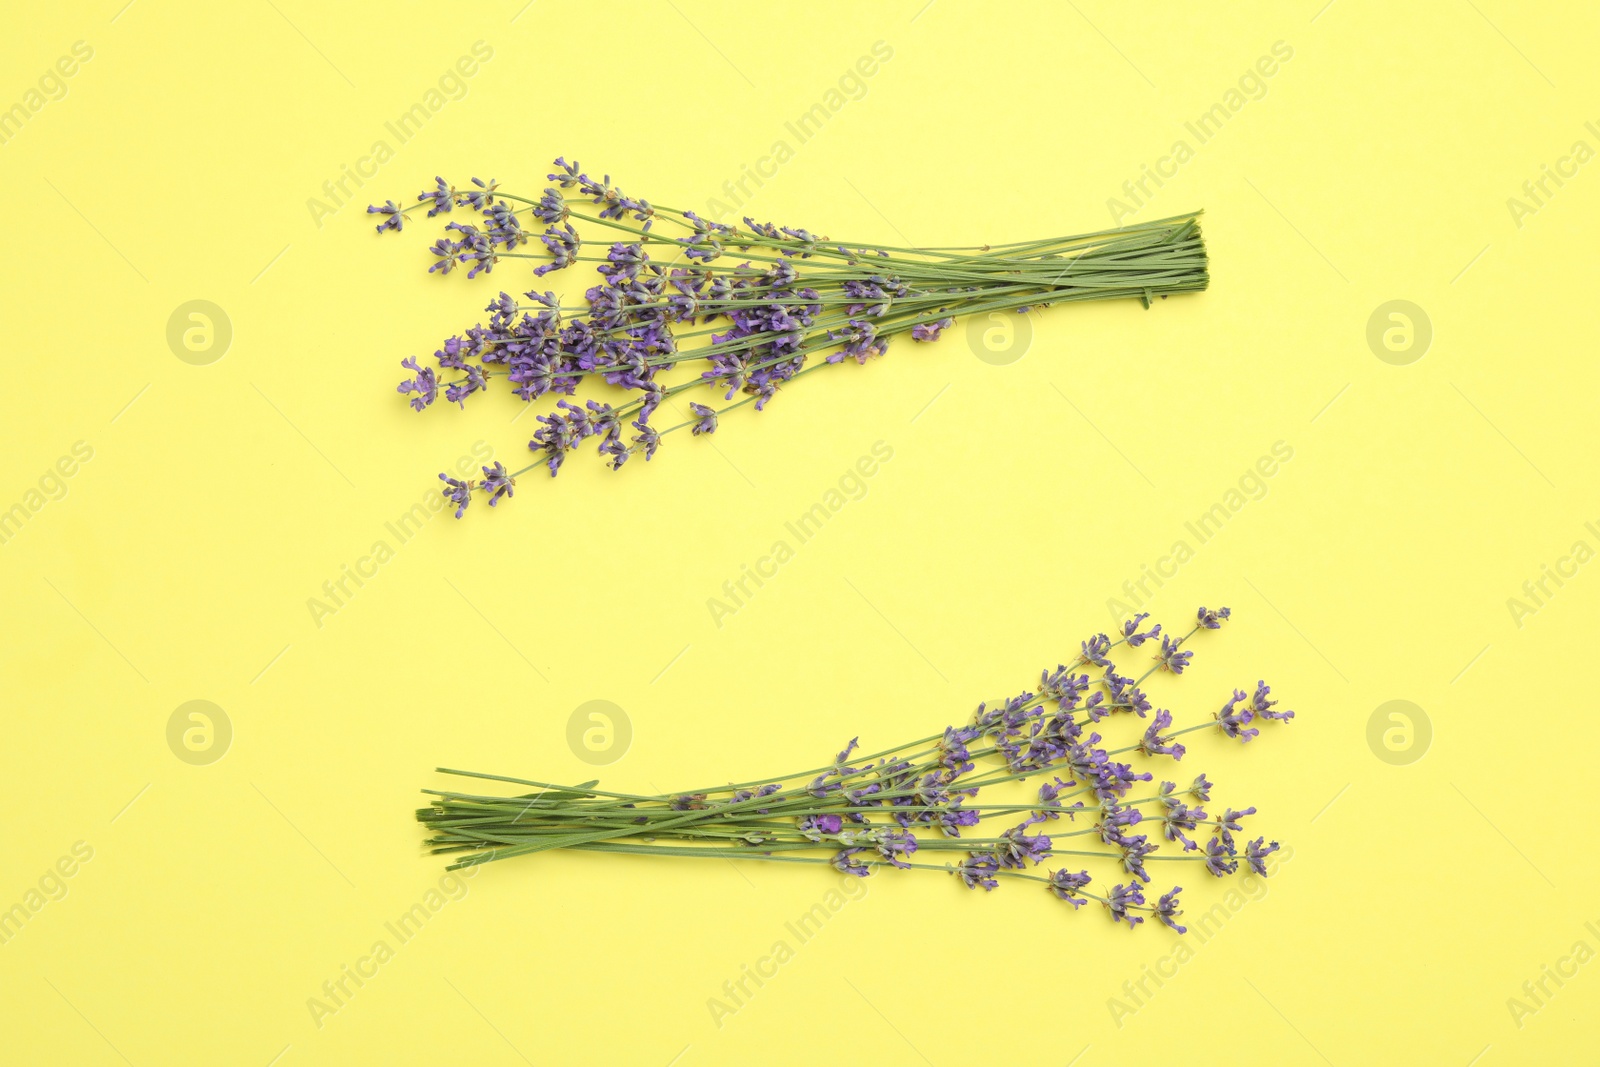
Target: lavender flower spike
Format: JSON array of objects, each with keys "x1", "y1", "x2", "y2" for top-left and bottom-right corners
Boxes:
[
  {"x1": 480, "y1": 461, "x2": 515, "y2": 506},
  {"x1": 1138, "y1": 709, "x2": 1187, "y2": 760},
  {"x1": 439, "y1": 473, "x2": 474, "y2": 518},
  {"x1": 1156, "y1": 633, "x2": 1193, "y2": 674},
  {"x1": 1154, "y1": 887, "x2": 1187, "y2": 933},
  {"x1": 1245, "y1": 837, "x2": 1281, "y2": 876},
  {"x1": 1215, "y1": 689, "x2": 1259, "y2": 743},
  {"x1": 1250, "y1": 680, "x2": 1295, "y2": 722},
  {"x1": 368, "y1": 200, "x2": 404, "y2": 233},
  {"x1": 1121, "y1": 612, "x2": 1162, "y2": 647},
  {"x1": 957, "y1": 852, "x2": 1001, "y2": 891},
  {"x1": 875, "y1": 830, "x2": 918, "y2": 870},
  {"x1": 1048, "y1": 869, "x2": 1092, "y2": 909},
  {"x1": 688, "y1": 402, "x2": 718, "y2": 436},
  {"x1": 832, "y1": 847, "x2": 871, "y2": 877},
  {"x1": 1106, "y1": 882, "x2": 1146, "y2": 928}
]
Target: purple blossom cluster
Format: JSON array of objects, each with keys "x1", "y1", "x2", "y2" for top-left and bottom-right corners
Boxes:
[
  {"x1": 418, "y1": 606, "x2": 1293, "y2": 933},
  {"x1": 371, "y1": 160, "x2": 1209, "y2": 515}
]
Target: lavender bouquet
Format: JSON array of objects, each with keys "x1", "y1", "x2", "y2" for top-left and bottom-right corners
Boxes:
[
  {"x1": 417, "y1": 607, "x2": 1291, "y2": 931},
  {"x1": 370, "y1": 159, "x2": 1208, "y2": 516}
]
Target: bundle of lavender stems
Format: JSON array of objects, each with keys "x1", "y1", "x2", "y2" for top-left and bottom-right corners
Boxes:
[
  {"x1": 370, "y1": 159, "x2": 1208, "y2": 515},
  {"x1": 417, "y1": 607, "x2": 1291, "y2": 931}
]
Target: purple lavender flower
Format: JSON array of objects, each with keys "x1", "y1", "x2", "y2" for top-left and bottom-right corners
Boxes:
[
  {"x1": 1120, "y1": 613, "x2": 1162, "y2": 647},
  {"x1": 1158, "y1": 794, "x2": 1205, "y2": 851},
  {"x1": 1197, "y1": 605, "x2": 1232, "y2": 629},
  {"x1": 799, "y1": 814, "x2": 844, "y2": 840},
  {"x1": 480, "y1": 461, "x2": 514, "y2": 507},
  {"x1": 438, "y1": 473, "x2": 474, "y2": 518},
  {"x1": 1216, "y1": 806, "x2": 1257, "y2": 834},
  {"x1": 548, "y1": 157, "x2": 582, "y2": 188},
  {"x1": 599, "y1": 242, "x2": 645, "y2": 283},
  {"x1": 447, "y1": 222, "x2": 496, "y2": 278},
  {"x1": 1106, "y1": 882, "x2": 1146, "y2": 928},
  {"x1": 618, "y1": 194, "x2": 655, "y2": 230},
  {"x1": 832, "y1": 847, "x2": 871, "y2": 877},
  {"x1": 1064, "y1": 734, "x2": 1108, "y2": 788},
  {"x1": 1041, "y1": 709, "x2": 1083, "y2": 754},
  {"x1": 938, "y1": 725, "x2": 980, "y2": 776},
  {"x1": 1082, "y1": 691, "x2": 1108, "y2": 723},
  {"x1": 1095, "y1": 760, "x2": 1152, "y2": 802},
  {"x1": 805, "y1": 773, "x2": 837, "y2": 800},
  {"x1": 743, "y1": 216, "x2": 782, "y2": 239},
  {"x1": 1250, "y1": 680, "x2": 1295, "y2": 722},
  {"x1": 1095, "y1": 810, "x2": 1140, "y2": 855},
  {"x1": 483, "y1": 202, "x2": 527, "y2": 250},
  {"x1": 418, "y1": 176, "x2": 454, "y2": 217},
  {"x1": 1204, "y1": 835, "x2": 1239, "y2": 877},
  {"x1": 1154, "y1": 887, "x2": 1186, "y2": 933},
  {"x1": 1120, "y1": 681, "x2": 1153, "y2": 717},
  {"x1": 847, "y1": 782, "x2": 883, "y2": 808},
  {"x1": 957, "y1": 852, "x2": 1000, "y2": 890},
  {"x1": 581, "y1": 399, "x2": 622, "y2": 447},
  {"x1": 1039, "y1": 666, "x2": 1090, "y2": 710},
  {"x1": 875, "y1": 830, "x2": 918, "y2": 870},
  {"x1": 530, "y1": 410, "x2": 577, "y2": 477},
  {"x1": 631, "y1": 419, "x2": 661, "y2": 461},
  {"x1": 600, "y1": 436, "x2": 630, "y2": 470},
  {"x1": 637, "y1": 382, "x2": 666, "y2": 421},
  {"x1": 1245, "y1": 837, "x2": 1280, "y2": 876},
  {"x1": 1048, "y1": 869, "x2": 1091, "y2": 908},
  {"x1": 1138, "y1": 709, "x2": 1186, "y2": 760},
  {"x1": 367, "y1": 200, "x2": 404, "y2": 233},
  {"x1": 397, "y1": 356, "x2": 438, "y2": 412},
  {"x1": 1118, "y1": 834, "x2": 1157, "y2": 883},
  {"x1": 688, "y1": 402, "x2": 718, "y2": 436},
  {"x1": 826, "y1": 318, "x2": 886, "y2": 364},
  {"x1": 1215, "y1": 689, "x2": 1259, "y2": 743},
  {"x1": 1081, "y1": 633, "x2": 1113, "y2": 667},
  {"x1": 1190, "y1": 773, "x2": 1214, "y2": 802},
  {"x1": 937, "y1": 806, "x2": 981, "y2": 837},
  {"x1": 461, "y1": 176, "x2": 498, "y2": 210},
  {"x1": 998, "y1": 822, "x2": 1053, "y2": 869},
  {"x1": 427, "y1": 237, "x2": 458, "y2": 274},
  {"x1": 445, "y1": 364, "x2": 488, "y2": 408},
  {"x1": 911, "y1": 317, "x2": 954, "y2": 342},
  {"x1": 534, "y1": 223, "x2": 581, "y2": 276},
  {"x1": 1156, "y1": 634, "x2": 1193, "y2": 674},
  {"x1": 1037, "y1": 777, "x2": 1075, "y2": 813},
  {"x1": 532, "y1": 188, "x2": 567, "y2": 225},
  {"x1": 726, "y1": 783, "x2": 782, "y2": 815},
  {"x1": 779, "y1": 225, "x2": 819, "y2": 254}
]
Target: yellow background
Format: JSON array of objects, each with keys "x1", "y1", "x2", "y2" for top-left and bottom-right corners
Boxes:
[{"x1": 4, "y1": 2, "x2": 1597, "y2": 1063}]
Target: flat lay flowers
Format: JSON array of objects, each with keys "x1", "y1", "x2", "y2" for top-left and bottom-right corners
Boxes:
[
  {"x1": 369, "y1": 158, "x2": 1208, "y2": 513},
  {"x1": 13, "y1": 4, "x2": 1594, "y2": 1062}
]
